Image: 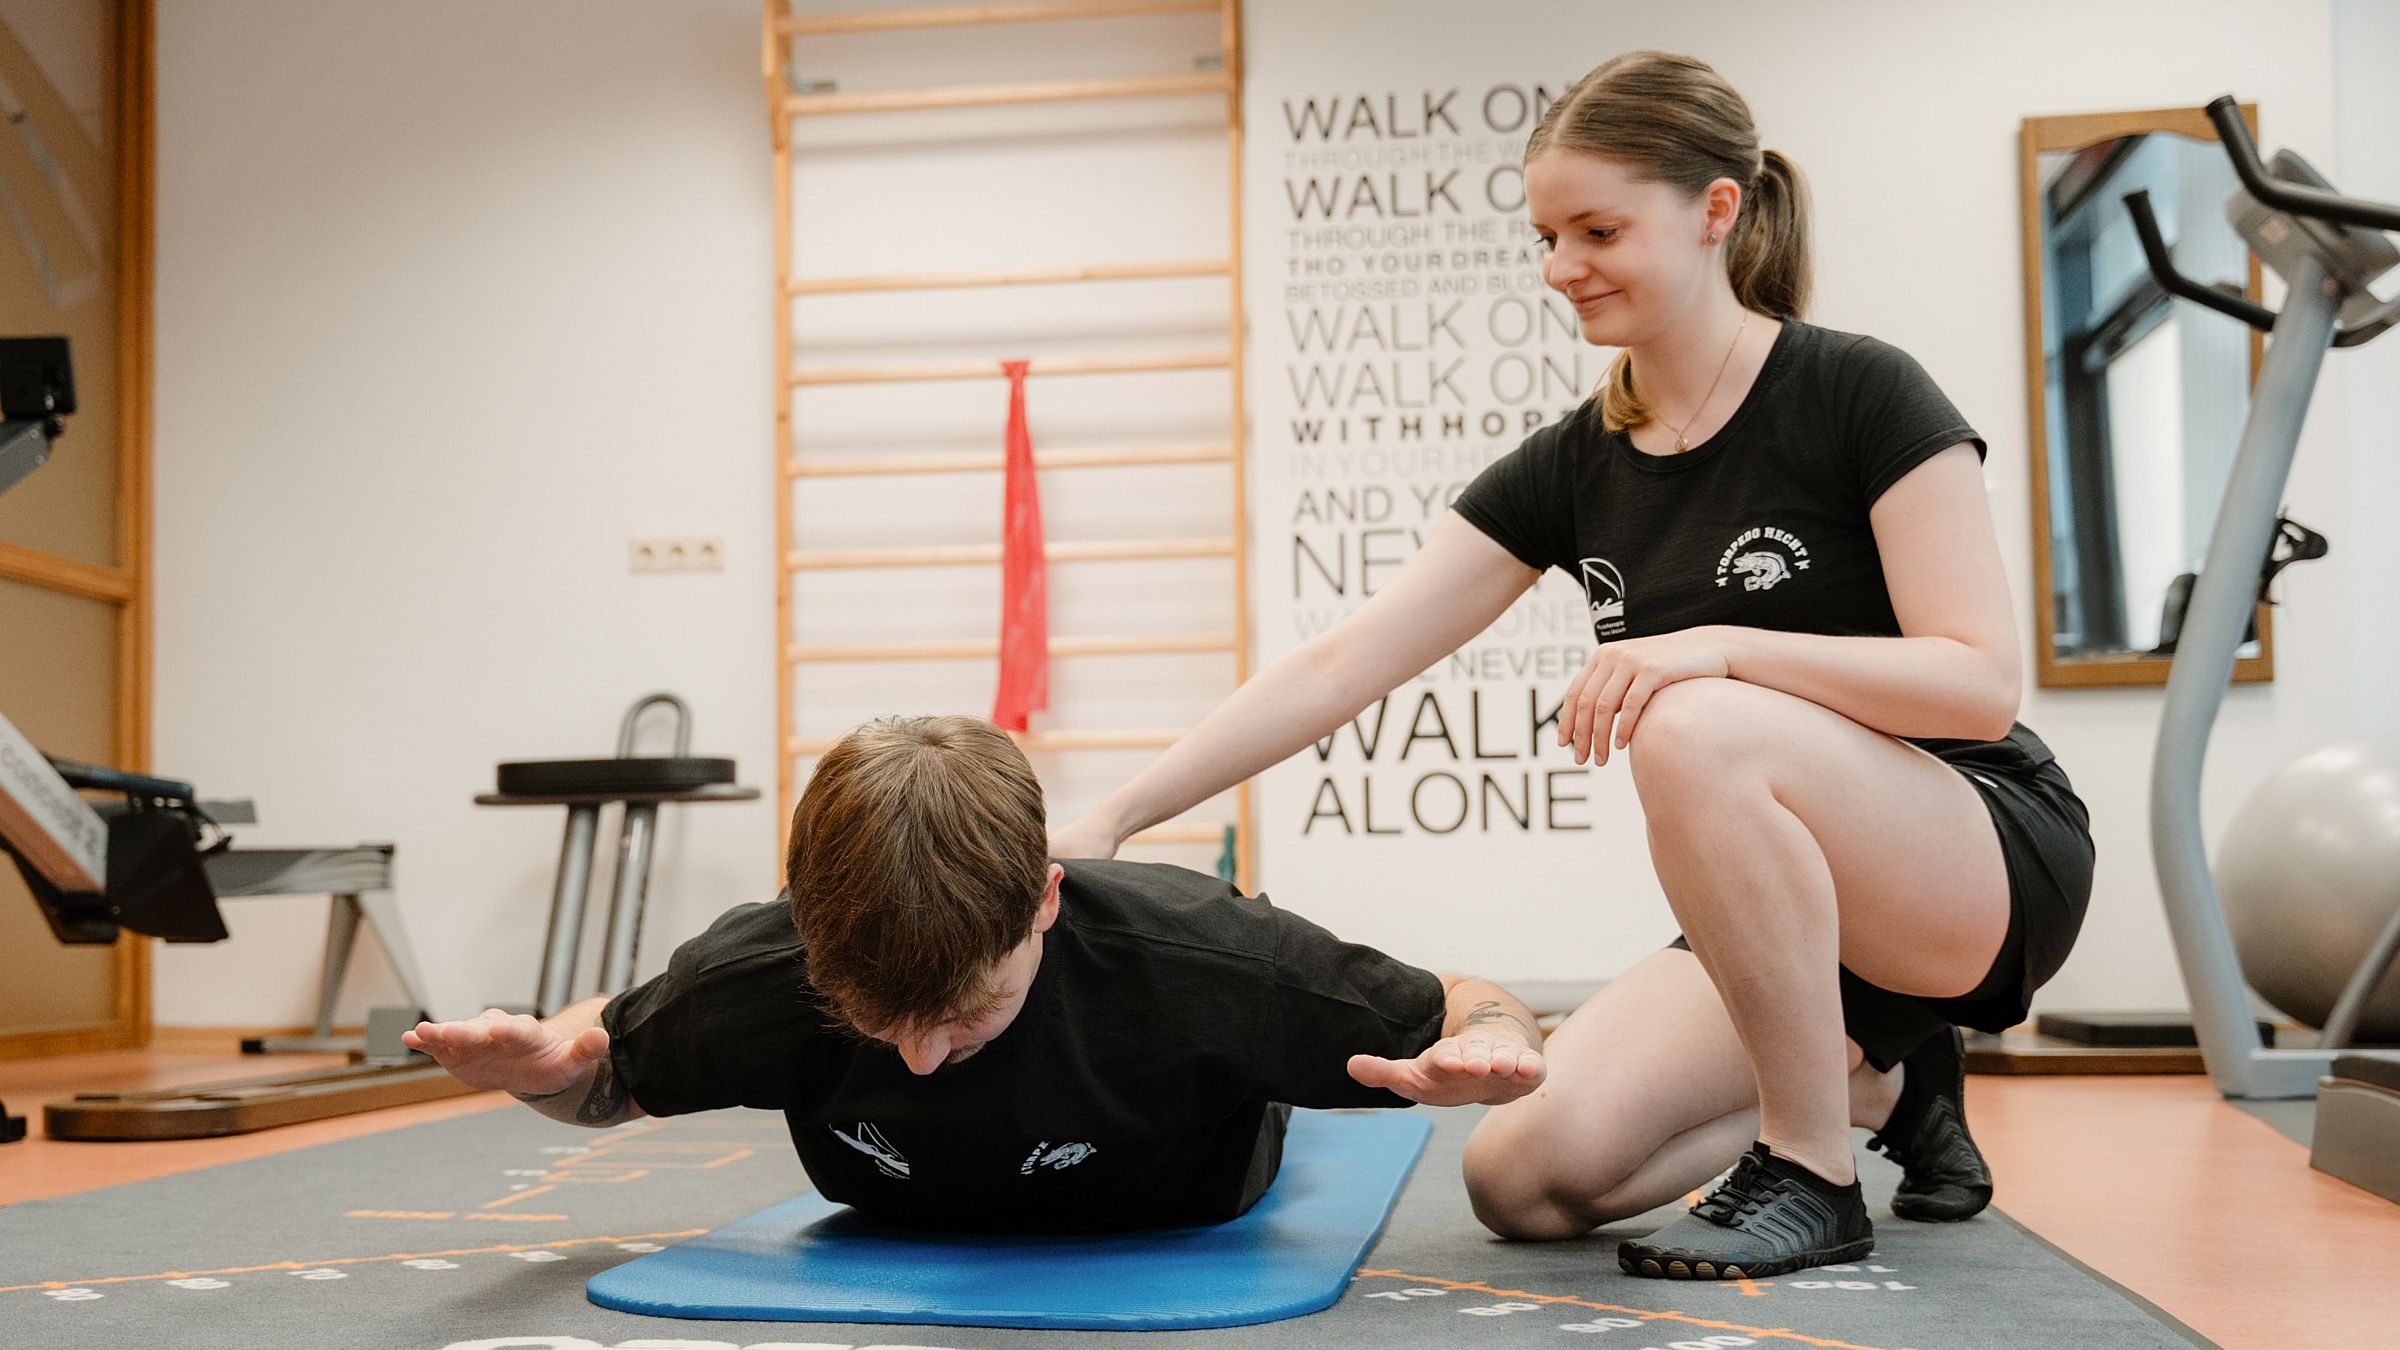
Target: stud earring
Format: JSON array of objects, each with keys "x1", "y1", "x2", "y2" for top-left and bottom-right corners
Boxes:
[{"x1": 1705, "y1": 233, "x2": 1718, "y2": 245}]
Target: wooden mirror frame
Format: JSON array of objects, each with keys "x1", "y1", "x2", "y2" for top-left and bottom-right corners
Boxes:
[{"x1": 2020, "y1": 105, "x2": 2269, "y2": 689}]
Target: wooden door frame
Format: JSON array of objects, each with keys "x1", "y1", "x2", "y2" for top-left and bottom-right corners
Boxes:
[{"x1": 0, "y1": 0, "x2": 154, "y2": 1059}]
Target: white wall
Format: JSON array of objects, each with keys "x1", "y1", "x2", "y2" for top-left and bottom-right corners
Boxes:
[
  {"x1": 2333, "y1": 0, "x2": 2400, "y2": 741},
  {"x1": 153, "y1": 2, "x2": 780, "y2": 1022},
  {"x1": 151, "y1": 0, "x2": 1242, "y2": 1024},
  {"x1": 150, "y1": 0, "x2": 2384, "y2": 1025}
]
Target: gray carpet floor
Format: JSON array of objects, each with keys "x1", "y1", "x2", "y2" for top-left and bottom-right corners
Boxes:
[{"x1": 0, "y1": 1104, "x2": 2213, "y2": 1350}]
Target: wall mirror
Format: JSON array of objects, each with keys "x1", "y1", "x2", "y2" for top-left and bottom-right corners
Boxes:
[{"x1": 2020, "y1": 106, "x2": 2270, "y2": 688}]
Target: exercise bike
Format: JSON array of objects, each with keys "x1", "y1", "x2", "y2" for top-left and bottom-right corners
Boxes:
[{"x1": 2133, "y1": 96, "x2": 2400, "y2": 1200}]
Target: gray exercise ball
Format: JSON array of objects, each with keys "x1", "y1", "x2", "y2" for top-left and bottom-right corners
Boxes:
[{"x1": 2220, "y1": 739, "x2": 2400, "y2": 1043}]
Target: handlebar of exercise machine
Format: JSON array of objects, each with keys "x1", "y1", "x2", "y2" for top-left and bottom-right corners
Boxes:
[
  {"x1": 2125, "y1": 97, "x2": 2400, "y2": 350},
  {"x1": 2122, "y1": 190, "x2": 2278, "y2": 332},
  {"x1": 2203, "y1": 95, "x2": 2400, "y2": 235}
]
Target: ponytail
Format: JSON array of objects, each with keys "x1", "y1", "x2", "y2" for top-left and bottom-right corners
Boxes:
[{"x1": 1727, "y1": 149, "x2": 1811, "y2": 323}]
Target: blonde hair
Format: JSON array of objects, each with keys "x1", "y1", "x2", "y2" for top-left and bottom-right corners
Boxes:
[{"x1": 1526, "y1": 51, "x2": 1812, "y2": 432}]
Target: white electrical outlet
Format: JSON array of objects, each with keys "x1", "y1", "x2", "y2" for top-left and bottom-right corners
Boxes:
[{"x1": 630, "y1": 536, "x2": 725, "y2": 573}]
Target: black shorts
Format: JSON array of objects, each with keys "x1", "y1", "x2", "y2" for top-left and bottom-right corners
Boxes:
[{"x1": 1669, "y1": 723, "x2": 2095, "y2": 1072}]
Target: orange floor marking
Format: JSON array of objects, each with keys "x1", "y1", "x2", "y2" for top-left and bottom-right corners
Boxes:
[
  {"x1": 1353, "y1": 1270, "x2": 1912, "y2": 1350},
  {"x1": 481, "y1": 1185, "x2": 556, "y2": 1209},
  {"x1": 0, "y1": 1230, "x2": 708, "y2": 1294},
  {"x1": 1732, "y1": 1275, "x2": 1775, "y2": 1297}
]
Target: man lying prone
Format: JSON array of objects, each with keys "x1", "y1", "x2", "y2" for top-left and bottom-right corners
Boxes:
[{"x1": 405, "y1": 714, "x2": 1544, "y2": 1233}]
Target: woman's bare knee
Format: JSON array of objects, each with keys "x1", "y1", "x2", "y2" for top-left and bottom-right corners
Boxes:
[
  {"x1": 1463, "y1": 1147, "x2": 1600, "y2": 1239},
  {"x1": 1462, "y1": 1098, "x2": 1650, "y2": 1240}
]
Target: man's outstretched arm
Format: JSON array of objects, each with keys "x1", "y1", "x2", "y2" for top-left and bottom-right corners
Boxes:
[
  {"x1": 401, "y1": 998, "x2": 646, "y2": 1128},
  {"x1": 1346, "y1": 973, "x2": 1547, "y2": 1107}
]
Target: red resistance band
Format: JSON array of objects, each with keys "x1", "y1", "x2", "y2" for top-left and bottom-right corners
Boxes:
[{"x1": 992, "y1": 359, "x2": 1049, "y2": 731}]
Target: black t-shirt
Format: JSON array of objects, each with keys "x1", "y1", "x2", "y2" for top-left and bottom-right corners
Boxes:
[
  {"x1": 600, "y1": 858, "x2": 1447, "y2": 1234},
  {"x1": 1454, "y1": 319, "x2": 2052, "y2": 767}
]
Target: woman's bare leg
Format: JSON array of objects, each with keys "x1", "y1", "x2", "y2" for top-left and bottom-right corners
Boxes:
[
  {"x1": 1628, "y1": 678, "x2": 2007, "y2": 1185},
  {"x1": 1464, "y1": 948, "x2": 1902, "y2": 1237}
]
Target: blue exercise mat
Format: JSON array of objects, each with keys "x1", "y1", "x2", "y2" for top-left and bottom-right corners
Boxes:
[{"x1": 586, "y1": 1109, "x2": 1433, "y2": 1331}]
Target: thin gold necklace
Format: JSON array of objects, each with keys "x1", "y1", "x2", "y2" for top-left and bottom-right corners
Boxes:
[{"x1": 1656, "y1": 313, "x2": 1749, "y2": 453}]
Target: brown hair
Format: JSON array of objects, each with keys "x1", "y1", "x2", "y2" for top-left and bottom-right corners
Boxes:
[
  {"x1": 784, "y1": 714, "x2": 1049, "y2": 1035},
  {"x1": 1526, "y1": 51, "x2": 1812, "y2": 432}
]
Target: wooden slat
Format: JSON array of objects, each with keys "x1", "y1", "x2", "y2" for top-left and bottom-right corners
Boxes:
[
  {"x1": 788, "y1": 536, "x2": 1231, "y2": 571},
  {"x1": 786, "y1": 71, "x2": 1227, "y2": 118},
  {"x1": 1219, "y1": 0, "x2": 1253, "y2": 892},
  {"x1": 786, "y1": 443, "x2": 1230, "y2": 479},
  {"x1": 789, "y1": 632, "x2": 1234, "y2": 663},
  {"x1": 788, "y1": 727, "x2": 1185, "y2": 756},
  {"x1": 789, "y1": 258, "x2": 1227, "y2": 297},
  {"x1": 791, "y1": 350, "x2": 1229, "y2": 387},
  {"x1": 118, "y1": 0, "x2": 158, "y2": 1045},
  {"x1": 1125, "y1": 823, "x2": 1229, "y2": 846},
  {"x1": 771, "y1": 0, "x2": 798, "y2": 836},
  {"x1": 781, "y1": 0, "x2": 1217, "y2": 37},
  {"x1": 0, "y1": 538, "x2": 135, "y2": 604}
]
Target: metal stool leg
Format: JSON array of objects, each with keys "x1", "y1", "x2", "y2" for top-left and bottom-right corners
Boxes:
[
  {"x1": 536, "y1": 804, "x2": 602, "y2": 1016},
  {"x1": 597, "y1": 802, "x2": 657, "y2": 996},
  {"x1": 246, "y1": 895, "x2": 365, "y2": 1055},
  {"x1": 312, "y1": 894, "x2": 361, "y2": 1040},
  {"x1": 355, "y1": 885, "x2": 436, "y2": 1021}
]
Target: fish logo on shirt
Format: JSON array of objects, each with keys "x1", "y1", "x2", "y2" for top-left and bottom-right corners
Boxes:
[
  {"x1": 1730, "y1": 552, "x2": 1791, "y2": 590},
  {"x1": 832, "y1": 1122, "x2": 910, "y2": 1179},
  {"x1": 1714, "y1": 528, "x2": 1810, "y2": 591},
  {"x1": 1021, "y1": 1140, "x2": 1099, "y2": 1174}
]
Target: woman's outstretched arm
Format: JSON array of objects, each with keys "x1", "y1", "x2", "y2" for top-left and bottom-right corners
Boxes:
[{"x1": 1052, "y1": 513, "x2": 1541, "y2": 856}]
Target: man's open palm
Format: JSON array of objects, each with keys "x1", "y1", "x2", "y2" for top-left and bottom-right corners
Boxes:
[
  {"x1": 1347, "y1": 1036, "x2": 1546, "y2": 1107},
  {"x1": 401, "y1": 1008, "x2": 609, "y2": 1097}
]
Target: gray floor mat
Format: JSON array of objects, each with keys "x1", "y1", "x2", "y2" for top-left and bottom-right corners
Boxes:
[{"x1": 0, "y1": 1103, "x2": 2210, "y2": 1350}]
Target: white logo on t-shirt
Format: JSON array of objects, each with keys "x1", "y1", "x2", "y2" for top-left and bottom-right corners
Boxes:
[
  {"x1": 832, "y1": 1122, "x2": 910, "y2": 1179},
  {"x1": 1577, "y1": 557, "x2": 1627, "y2": 638},
  {"x1": 1714, "y1": 528, "x2": 1811, "y2": 591},
  {"x1": 1020, "y1": 1140, "x2": 1099, "y2": 1174}
]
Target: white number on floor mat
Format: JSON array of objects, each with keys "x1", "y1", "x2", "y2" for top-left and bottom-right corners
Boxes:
[
  {"x1": 42, "y1": 1288, "x2": 103, "y2": 1301},
  {"x1": 402, "y1": 1259, "x2": 461, "y2": 1271},
  {"x1": 290, "y1": 1268, "x2": 348, "y2": 1280},
  {"x1": 1459, "y1": 1301, "x2": 1541, "y2": 1316},
  {"x1": 1786, "y1": 1280, "x2": 1914, "y2": 1291},
  {"x1": 166, "y1": 1278, "x2": 230, "y2": 1290},
  {"x1": 1365, "y1": 1287, "x2": 1449, "y2": 1300},
  {"x1": 615, "y1": 1243, "x2": 664, "y2": 1253},
  {"x1": 1559, "y1": 1316, "x2": 1641, "y2": 1332},
  {"x1": 508, "y1": 1251, "x2": 567, "y2": 1263}
]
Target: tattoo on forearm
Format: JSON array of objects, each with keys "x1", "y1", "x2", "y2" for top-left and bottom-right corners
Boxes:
[
  {"x1": 513, "y1": 1060, "x2": 628, "y2": 1126},
  {"x1": 572, "y1": 1060, "x2": 629, "y2": 1125},
  {"x1": 1459, "y1": 999, "x2": 1538, "y2": 1040}
]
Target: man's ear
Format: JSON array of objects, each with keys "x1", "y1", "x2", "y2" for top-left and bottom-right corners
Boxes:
[{"x1": 1032, "y1": 862, "x2": 1064, "y2": 933}]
